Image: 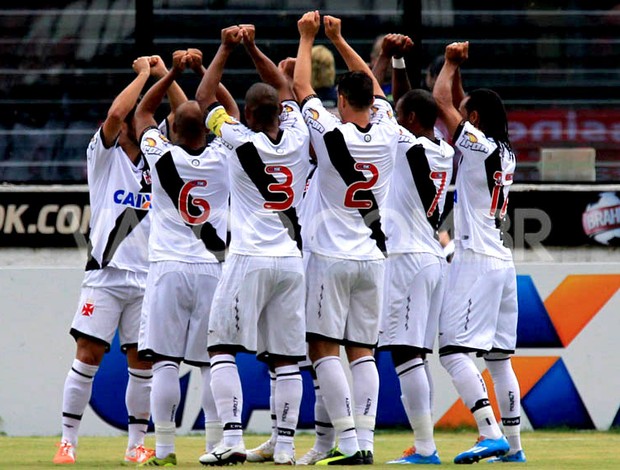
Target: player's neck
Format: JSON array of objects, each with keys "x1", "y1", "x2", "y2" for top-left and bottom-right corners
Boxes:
[{"x1": 341, "y1": 109, "x2": 369, "y2": 128}]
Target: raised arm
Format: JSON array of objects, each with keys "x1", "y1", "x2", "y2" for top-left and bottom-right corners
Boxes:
[
  {"x1": 135, "y1": 50, "x2": 187, "y2": 138},
  {"x1": 101, "y1": 56, "x2": 150, "y2": 147},
  {"x1": 433, "y1": 41, "x2": 468, "y2": 138},
  {"x1": 196, "y1": 25, "x2": 242, "y2": 113},
  {"x1": 452, "y1": 66, "x2": 465, "y2": 109},
  {"x1": 149, "y1": 54, "x2": 188, "y2": 117},
  {"x1": 293, "y1": 10, "x2": 320, "y2": 103},
  {"x1": 390, "y1": 35, "x2": 414, "y2": 105},
  {"x1": 324, "y1": 15, "x2": 384, "y2": 97},
  {"x1": 240, "y1": 24, "x2": 294, "y2": 102},
  {"x1": 186, "y1": 47, "x2": 240, "y2": 120}
]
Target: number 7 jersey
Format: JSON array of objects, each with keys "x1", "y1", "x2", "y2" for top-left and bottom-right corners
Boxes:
[
  {"x1": 205, "y1": 100, "x2": 310, "y2": 257},
  {"x1": 453, "y1": 121, "x2": 516, "y2": 260}
]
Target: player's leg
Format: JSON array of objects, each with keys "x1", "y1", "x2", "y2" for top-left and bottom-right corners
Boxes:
[
  {"x1": 55, "y1": 284, "x2": 122, "y2": 464},
  {"x1": 306, "y1": 254, "x2": 362, "y2": 465},
  {"x1": 438, "y1": 251, "x2": 509, "y2": 463},
  {"x1": 486, "y1": 268, "x2": 526, "y2": 463},
  {"x1": 246, "y1": 368, "x2": 277, "y2": 462},
  {"x1": 121, "y1": 280, "x2": 154, "y2": 464}
]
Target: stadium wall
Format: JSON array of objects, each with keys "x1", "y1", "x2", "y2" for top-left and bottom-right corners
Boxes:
[{"x1": 0, "y1": 251, "x2": 618, "y2": 436}]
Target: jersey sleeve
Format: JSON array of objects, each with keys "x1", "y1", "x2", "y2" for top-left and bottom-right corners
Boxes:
[
  {"x1": 370, "y1": 96, "x2": 398, "y2": 127},
  {"x1": 205, "y1": 103, "x2": 253, "y2": 149},
  {"x1": 301, "y1": 96, "x2": 340, "y2": 142},
  {"x1": 453, "y1": 121, "x2": 498, "y2": 160},
  {"x1": 279, "y1": 100, "x2": 309, "y2": 139},
  {"x1": 140, "y1": 126, "x2": 173, "y2": 167},
  {"x1": 86, "y1": 127, "x2": 115, "y2": 177}
]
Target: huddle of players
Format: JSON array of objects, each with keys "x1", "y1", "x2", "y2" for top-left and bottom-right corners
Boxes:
[{"x1": 54, "y1": 9, "x2": 525, "y2": 468}]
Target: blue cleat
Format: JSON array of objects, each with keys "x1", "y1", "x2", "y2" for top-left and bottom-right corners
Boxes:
[
  {"x1": 454, "y1": 436, "x2": 509, "y2": 464},
  {"x1": 387, "y1": 447, "x2": 441, "y2": 465},
  {"x1": 487, "y1": 450, "x2": 527, "y2": 463}
]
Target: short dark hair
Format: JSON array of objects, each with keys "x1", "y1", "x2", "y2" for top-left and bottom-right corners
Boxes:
[
  {"x1": 336, "y1": 71, "x2": 374, "y2": 110},
  {"x1": 398, "y1": 89, "x2": 437, "y2": 129},
  {"x1": 465, "y1": 88, "x2": 512, "y2": 151},
  {"x1": 245, "y1": 82, "x2": 279, "y2": 127}
]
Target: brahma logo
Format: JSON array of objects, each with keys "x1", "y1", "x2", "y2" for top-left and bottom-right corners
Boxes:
[
  {"x1": 459, "y1": 131, "x2": 489, "y2": 153},
  {"x1": 582, "y1": 192, "x2": 620, "y2": 246},
  {"x1": 303, "y1": 108, "x2": 325, "y2": 133},
  {"x1": 113, "y1": 190, "x2": 152, "y2": 210}
]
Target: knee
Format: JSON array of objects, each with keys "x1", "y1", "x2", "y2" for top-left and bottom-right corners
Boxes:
[
  {"x1": 439, "y1": 352, "x2": 470, "y2": 377},
  {"x1": 75, "y1": 338, "x2": 105, "y2": 365}
]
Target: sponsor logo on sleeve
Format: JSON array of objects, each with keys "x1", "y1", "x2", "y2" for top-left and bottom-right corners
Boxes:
[
  {"x1": 303, "y1": 108, "x2": 325, "y2": 133},
  {"x1": 459, "y1": 131, "x2": 489, "y2": 153}
]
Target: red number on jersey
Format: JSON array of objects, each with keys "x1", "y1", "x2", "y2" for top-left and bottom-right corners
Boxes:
[
  {"x1": 344, "y1": 162, "x2": 379, "y2": 209},
  {"x1": 427, "y1": 170, "x2": 448, "y2": 217},
  {"x1": 490, "y1": 171, "x2": 513, "y2": 218},
  {"x1": 264, "y1": 165, "x2": 294, "y2": 211},
  {"x1": 179, "y1": 180, "x2": 210, "y2": 225}
]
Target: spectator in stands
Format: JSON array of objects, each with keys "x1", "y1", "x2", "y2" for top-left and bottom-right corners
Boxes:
[
  {"x1": 311, "y1": 45, "x2": 338, "y2": 109},
  {"x1": 433, "y1": 41, "x2": 526, "y2": 464}
]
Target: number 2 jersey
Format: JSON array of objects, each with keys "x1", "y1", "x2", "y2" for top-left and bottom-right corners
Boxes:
[
  {"x1": 205, "y1": 100, "x2": 310, "y2": 257},
  {"x1": 300, "y1": 96, "x2": 399, "y2": 260},
  {"x1": 84, "y1": 128, "x2": 151, "y2": 275},
  {"x1": 453, "y1": 121, "x2": 516, "y2": 260},
  {"x1": 140, "y1": 127, "x2": 229, "y2": 263},
  {"x1": 385, "y1": 127, "x2": 454, "y2": 257}
]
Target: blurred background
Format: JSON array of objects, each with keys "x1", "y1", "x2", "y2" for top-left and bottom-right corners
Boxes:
[{"x1": 1, "y1": 0, "x2": 620, "y2": 183}]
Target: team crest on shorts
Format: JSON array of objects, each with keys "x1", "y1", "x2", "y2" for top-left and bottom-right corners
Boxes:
[{"x1": 81, "y1": 300, "x2": 95, "y2": 317}]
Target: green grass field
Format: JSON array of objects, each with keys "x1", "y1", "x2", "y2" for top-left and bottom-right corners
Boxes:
[{"x1": 1, "y1": 430, "x2": 619, "y2": 469}]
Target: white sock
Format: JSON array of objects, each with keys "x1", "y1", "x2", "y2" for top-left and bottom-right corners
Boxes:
[
  {"x1": 313, "y1": 378, "x2": 336, "y2": 453},
  {"x1": 126, "y1": 367, "x2": 152, "y2": 449},
  {"x1": 485, "y1": 355, "x2": 522, "y2": 453},
  {"x1": 424, "y1": 359, "x2": 434, "y2": 412},
  {"x1": 396, "y1": 358, "x2": 436, "y2": 455},
  {"x1": 269, "y1": 370, "x2": 277, "y2": 444},
  {"x1": 313, "y1": 356, "x2": 358, "y2": 455},
  {"x1": 274, "y1": 364, "x2": 303, "y2": 456},
  {"x1": 210, "y1": 354, "x2": 243, "y2": 447},
  {"x1": 440, "y1": 353, "x2": 501, "y2": 439},
  {"x1": 201, "y1": 365, "x2": 222, "y2": 452},
  {"x1": 350, "y1": 356, "x2": 378, "y2": 453},
  {"x1": 151, "y1": 361, "x2": 180, "y2": 457},
  {"x1": 61, "y1": 359, "x2": 99, "y2": 447}
]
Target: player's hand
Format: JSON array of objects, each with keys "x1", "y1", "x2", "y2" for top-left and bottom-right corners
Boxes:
[
  {"x1": 323, "y1": 15, "x2": 342, "y2": 41},
  {"x1": 445, "y1": 41, "x2": 468, "y2": 65},
  {"x1": 278, "y1": 57, "x2": 296, "y2": 79},
  {"x1": 149, "y1": 55, "x2": 168, "y2": 78},
  {"x1": 221, "y1": 25, "x2": 242, "y2": 48},
  {"x1": 240, "y1": 24, "x2": 256, "y2": 46},
  {"x1": 186, "y1": 48, "x2": 203, "y2": 72},
  {"x1": 399, "y1": 35, "x2": 414, "y2": 57},
  {"x1": 380, "y1": 33, "x2": 403, "y2": 58},
  {"x1": 172, "y1": 50, "x2": 188, "y2": 72},
  {"x1": 298, "y1": 11, "x2": 320, "y2": 38},
  {"x1": 132, "y1": 56, "x2": 151, "y2": 74}
]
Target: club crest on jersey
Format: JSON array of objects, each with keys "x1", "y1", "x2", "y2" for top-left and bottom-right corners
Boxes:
[
  {"x1": 81, "y1": 300, "x2": 95, "y2": 317},
  {"x1": 304, "y1": 108, "x2": 325, "y2": 133},
  {"x1": 460, "y1": 131, "x2": 489, "y2": 153},
  {"x1": 113, "y1": 190, "x2": 152, "y2": 210}
]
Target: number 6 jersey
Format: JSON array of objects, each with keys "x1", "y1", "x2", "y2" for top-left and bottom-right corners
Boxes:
[
  {"x1": 205, "y1": 100, "x2": 310, "y2": 257},
  {"x1": 140, "y1": 127, "x2": 229, "y2": 263}
]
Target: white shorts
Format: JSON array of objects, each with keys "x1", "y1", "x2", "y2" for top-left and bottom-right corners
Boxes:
[
  {"x1": 208, "y1": 254, "x2": 306, "y2": 361},
  {"x1": 139, "y1": 261, "x2": 221, "y2": 365},
  {"x1": 378, "y1": 252, "x2": 445, "y2": 353},
  {"x1": 305, "y1": 253, "x2": 384, "y2": 348},
  {"x1": 71, "y1": 268, "x2": 146, "y2": 351},
  {"x1": 438, "y1": 248, "x2": 517, "y2": 354}
]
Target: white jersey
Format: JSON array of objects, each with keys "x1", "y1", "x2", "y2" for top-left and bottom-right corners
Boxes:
[
  {"x1": 386, "y1": 129, "x2": 454, "y2": 257},
  {"x1": 453, "y1": 121, "x2": 516, "y2": 260},
  {"x1": 84, "y1": 128, "x2": 151, "y2": 274},
  {"x1": 205, "y1": 100, "x2": 310, "y2": 257},
  {"x1": 140, "y1": 127, "x2": 229, "y2": 263},
  {"x1": 301, "y1": 96, "x2": 399, "y2": 260}
]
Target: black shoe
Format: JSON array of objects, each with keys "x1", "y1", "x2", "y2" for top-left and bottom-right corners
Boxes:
[
  {"x1": 361, "y1": 450, "x2": 374, "y2": 465},
  {"x1": 316, "y1": 449, "x2": 364, "y2": 465}
]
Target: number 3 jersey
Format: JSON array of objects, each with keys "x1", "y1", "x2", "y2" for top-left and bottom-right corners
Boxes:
[
  {"x1": 300, "y1": 96, "x2": 399, "y2": 260},
  {"x1": 140, "y1": 127, "x2": 229, "y2": 263},
  {"x1": 385, "y1": 127, "x2": 454, "y2": 257},
  {"x1": 85, "y1": 128, "x2": 151, "y2": 274},
  {"x1": 205, "y1": 100, "x2": 310, "y2": 257},
  {"x1": 453, "y1": 121, "x2": 516, "y2": 260}
]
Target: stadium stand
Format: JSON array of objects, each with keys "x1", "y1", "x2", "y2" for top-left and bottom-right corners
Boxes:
[{"x1": 1, "y1": 1, "x2": 619, "y2": 182}]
